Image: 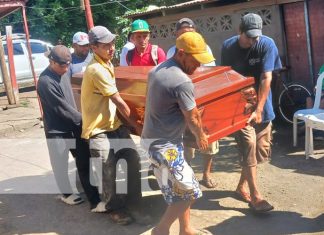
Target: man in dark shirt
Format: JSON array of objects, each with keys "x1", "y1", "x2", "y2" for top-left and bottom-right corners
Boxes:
[
  {"x1": 37, "y1": 45, "x2": 101, "y2": 209},
  {"x1": 221, "y1": 13, "x2": 282, "y2": 212}
]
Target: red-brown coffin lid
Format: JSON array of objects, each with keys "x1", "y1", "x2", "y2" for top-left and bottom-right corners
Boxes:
[{"x1": 115, "y1": 66, "x2": 255, "y2": 105}]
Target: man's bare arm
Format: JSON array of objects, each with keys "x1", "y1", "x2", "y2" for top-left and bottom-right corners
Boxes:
[
  {"x1": 248, "y1": 71, "x2": 272, "y2": 124},
  {"x1": 110, "y1": 92, "x2": 142, "y2": 133},
  {"x1": 182, "y1": 107, "x2": 208, "y2": 150}
]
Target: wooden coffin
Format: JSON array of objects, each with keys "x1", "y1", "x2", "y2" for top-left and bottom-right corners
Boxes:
[{"x1": 71, "y1": 66, "x2": 256, "y2": 144}]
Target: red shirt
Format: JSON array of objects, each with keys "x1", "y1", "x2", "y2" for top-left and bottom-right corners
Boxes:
[{"x1": 128, "y1": 43, "x2": 166, "y2": 66}]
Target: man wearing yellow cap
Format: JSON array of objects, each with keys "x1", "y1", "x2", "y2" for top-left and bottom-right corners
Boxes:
[
  {"x1": 141, "y1": 31, "x2": 214, "y2": 235},
  {"x1": 167, "y1": 17, "x2": 218, "y2": 189}
]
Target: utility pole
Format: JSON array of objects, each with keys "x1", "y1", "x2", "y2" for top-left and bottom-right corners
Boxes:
[
  {"x1": 5, "y1": 26, "x2": 19, "y2": 104},
  {"x1": 21, "y1": 6, "x2": 43, "y2": 115},
  {"x1": 0, "y1": 32, "x2": 15, "y2": 105},
  {"x1": 83, "y1": 0, "x2": 94, "y2": 30}
]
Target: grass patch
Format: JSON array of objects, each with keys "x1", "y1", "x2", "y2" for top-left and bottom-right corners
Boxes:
[{"x1": 20, "y1": 99, "x2": 30, "y2": 107}]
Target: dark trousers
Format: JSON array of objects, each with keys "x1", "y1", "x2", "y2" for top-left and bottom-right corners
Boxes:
[
  {"x1": 89, "y1": 126, "x2": 142, "y2": 212},
  {"x1": 46, "y1": 132, "x2": 101, "y2": 207}
]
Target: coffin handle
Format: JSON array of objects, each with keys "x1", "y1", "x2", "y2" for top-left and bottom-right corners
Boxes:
[{"x1": 241, "y1": 86, "x2": 257, "y2": 115}]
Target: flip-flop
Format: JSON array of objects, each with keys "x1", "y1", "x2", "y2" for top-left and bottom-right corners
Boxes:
[
  {"x1": 201, "y1": 178, "x2": 217, "y2": 188},
  {"x1": 248, "y1": 200, "x2": 274, "y2": 213},
  {"x1": 235, "y1": 190, "x2": 251, "y2": 203},
  {"x1": 195, "y1": 228, "x2": 213, "y2": 235}
]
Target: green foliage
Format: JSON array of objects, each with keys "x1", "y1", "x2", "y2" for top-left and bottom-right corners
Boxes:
[
  {"x1": 0, "y1": 0, "x2": 185, "y2": 52},
  {"x1": 115, "y1": 6, "x2": 147, "y2": 59}
]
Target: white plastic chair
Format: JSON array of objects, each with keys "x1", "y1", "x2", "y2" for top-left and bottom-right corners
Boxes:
[
  {"x1": 305, "y1": 113, "x2": 324, "y2": 159},
  {"x1": 293, "y1": 72, "x2": 324, "y2": 146}
]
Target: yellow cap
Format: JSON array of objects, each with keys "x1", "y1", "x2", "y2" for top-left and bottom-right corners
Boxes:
[{"x1": 176, "y1": 31, "x2": 215, "y2": 64}]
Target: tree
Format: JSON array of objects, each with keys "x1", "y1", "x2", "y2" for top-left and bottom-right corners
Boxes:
[{"x1": 0, "y1": 0, "x2": 185, "y2": 48}]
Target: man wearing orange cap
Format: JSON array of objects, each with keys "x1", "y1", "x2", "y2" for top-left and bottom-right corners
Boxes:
[{"x1": 141, "y1": 31, "x2": 214, "y2": 235}]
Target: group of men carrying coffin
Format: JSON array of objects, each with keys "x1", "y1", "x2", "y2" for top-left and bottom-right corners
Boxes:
[{"x1": 37, "y1": 12, "x2": 281, "y2": 234}]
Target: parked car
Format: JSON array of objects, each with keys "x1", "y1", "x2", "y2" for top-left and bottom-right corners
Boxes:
[{"x1": 0, "y1": 34, "x2": 53, "y2": 85}]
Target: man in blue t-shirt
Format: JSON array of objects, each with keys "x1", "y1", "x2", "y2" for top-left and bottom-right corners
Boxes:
[{"x1": 221, "y1": 13, "x2": 282, "y2": 212}]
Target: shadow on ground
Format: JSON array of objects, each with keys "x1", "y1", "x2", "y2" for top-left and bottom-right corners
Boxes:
[
  {"x1": 192, "y1": 189, "x2": 324, "y2": 235},
  {"x1": 0, "y1": 193, "x2": 166, "y2": 235},
  {"x1": 271, "y1": 121, "x2": 324, "y2": 177}
]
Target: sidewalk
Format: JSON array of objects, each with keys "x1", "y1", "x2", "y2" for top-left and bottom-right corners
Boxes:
[{"x1": 0, "y1": 88, "x2": 41, "y2": 136}]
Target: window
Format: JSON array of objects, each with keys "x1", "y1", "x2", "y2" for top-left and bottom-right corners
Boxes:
[
  {"x1": 3, "y1": 43, "x2": 24, "y2": 55},
  {"x1": 30, "y1": 42, "x2": 47, "y2": 53}
]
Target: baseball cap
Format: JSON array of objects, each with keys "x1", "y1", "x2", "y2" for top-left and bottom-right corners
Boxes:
[
  {"x1": 72, "y1": 32, "x2": 89, "y2": 45},
  {"x1": 240, "y1": 13, "x2": 263, "y2": 38},
  {"x1": 46, "y1": 45, "x2": 71, "y2": 65},
  {"x1": 131, "y1": 19, "x2": 150, "y2": 33},
  {"x1": 88, "y1": 26, "x2": 116, "y2": 44},
  {"x1": 176, "y1": 31, "x2": 215, "y2": 64},
  {"x1": 176, "y1": 18, "x2": 196, "y2": 31}
]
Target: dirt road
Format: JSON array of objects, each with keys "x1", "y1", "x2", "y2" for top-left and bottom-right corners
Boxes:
[{"x1": 0, "y1": 121, "x2": 323, "y2": 235}]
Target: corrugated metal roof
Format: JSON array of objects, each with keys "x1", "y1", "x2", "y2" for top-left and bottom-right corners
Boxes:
[{"x1": 126, "y1": 0, "x2": 219, "y2": 18}]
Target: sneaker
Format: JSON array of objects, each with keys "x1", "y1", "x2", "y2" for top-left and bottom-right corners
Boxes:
[
  {"x1": 91, "y1": 201, "x2": 107, "y2": 213},
  {"x1": 60, "y1": 194, "x2": 84, "y2": 205}
]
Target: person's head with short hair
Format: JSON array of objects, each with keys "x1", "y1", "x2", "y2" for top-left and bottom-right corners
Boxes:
[
  {"x1": 47, "y1": 45, "x2": 72, "y2": 75},
  {"x1": 174, "y1": 31, "x2": 214, "y2": 75},
  {"x1": 127, "y1": 32, "x2": 134, "y2": 43},
  {"x1": 88, "y1": 26, "x2": 116, "y2": 62},
  {"x1": 131, "y1": 19, "x2": 150, "y2": 52},
  {"x1": 72, "y1": 32, "x2": 90, "y2": 59},
  {"x1": 239, "y1": 13, "x2": 263, "y2": 48},
  {"x1": 175, "y1": 18, "x2": 196, "y2": 38}
]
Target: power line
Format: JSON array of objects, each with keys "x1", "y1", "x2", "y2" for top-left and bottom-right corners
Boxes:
[
  {"x1": 3, "y1": 1, "x2": 130, "y2": 26},
  {"x1": 115, "y1": 1, "x2": 131, "y2": 11},
  {"x1": 24, "y1": 0, "x2": 130, "y2": 10},
  {"x1": 2, "y1": 8, "x2": 84, "y2": 25}
]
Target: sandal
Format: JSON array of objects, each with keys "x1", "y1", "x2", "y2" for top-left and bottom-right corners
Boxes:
[
  {"x1": 151, "y1": 228, "x2": 212, "y2": 235},
  {"x1": 248, "y1": 199, "x2": 274, "y2": 213},
  {"x1": 200, "y1": 177, "x2": 217, "y2": 188},
  {"x1": 195, "y1": 228, "x2": 213, "y2": 235},
  {"x1": 109, "y1": 210, "x2": 133, "y2": 225},
  {"x1": 235, "y1": 189, "x2": 251, "y2": 203}
]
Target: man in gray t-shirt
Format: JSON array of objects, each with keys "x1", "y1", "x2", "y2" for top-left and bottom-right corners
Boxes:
[
  {"x1": 167, "y1": 17, "x2": 218, "y2": 189},
  {"x1": 141, "y1": 31, "x2": 214, "y2": 235},
  {"x1": 141, "y1": 59, "x2": 195, "y2": 143}
]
